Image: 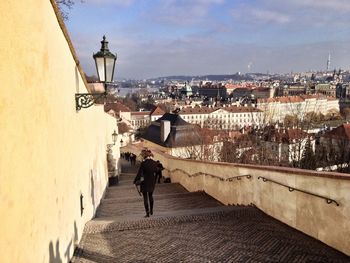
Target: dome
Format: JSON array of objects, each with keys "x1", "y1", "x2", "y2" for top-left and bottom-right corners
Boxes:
[{"x1": 182, "y1": 82, "x2": 193, "y2": 96}]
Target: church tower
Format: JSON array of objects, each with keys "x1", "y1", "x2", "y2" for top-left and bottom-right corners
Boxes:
[{"x1": 327, "y1": 52, "x2": 331, "y2": 72}]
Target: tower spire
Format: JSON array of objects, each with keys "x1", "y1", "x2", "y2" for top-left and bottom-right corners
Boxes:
[{"x1": 327, "y1": 52, "x2": 331, "y2": 72}]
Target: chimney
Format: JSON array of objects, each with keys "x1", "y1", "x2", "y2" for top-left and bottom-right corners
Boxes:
[{"x1": 160, "y1": 120, "x2": 171, "y2": 142}]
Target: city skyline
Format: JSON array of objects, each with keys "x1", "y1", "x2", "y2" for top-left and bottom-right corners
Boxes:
[{"x1": 65, "y1": 0, "x2": 350, "y2": 79}]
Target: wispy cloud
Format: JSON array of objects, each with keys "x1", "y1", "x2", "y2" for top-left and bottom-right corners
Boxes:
[
  {"x1": 151, "y1": 0, "x2": 225, "y2": 26},
  {"x1": 232, "y1": 8, "x2": 290, "y2": 25},
  {"x1": 85, "y1": 0, "x2": 134, "y2": 6},
  {"x1": 66, "y1": 0, "x2": 350, "y2": 78},
  {"x1": 251, "y1": 9, "x2": 290, "y2": 24},
  {"x1": 291, "y1": 0, "x2": 350, "y2": 13},
  {"x1": 232, "y1": 0, "x2": 350, "y2": 27}
]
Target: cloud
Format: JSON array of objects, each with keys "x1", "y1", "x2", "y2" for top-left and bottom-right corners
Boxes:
[
  {"x1": 250, "y1": 9, "x2": 290, "y2": 24},
  {"x1": 85, "y1": 0, "x2": 134, "y2": 6},
  {"x1": 151, "y1": 0, "x2": 225, "y2": 26},
  {"x1": 231, "y1": 0, "x2": 350, "y2": 28},
  {"x1": 71, "y1": 27, "x2": 350, "y2": 79},
  {"x1": 291, "y1": 0, "x2": 350, "y2": 13},
  {"x1": 66, "y1": 0, "x2": 350, "y2": 79}
]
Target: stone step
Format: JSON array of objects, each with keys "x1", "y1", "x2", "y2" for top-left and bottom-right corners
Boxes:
[
  {"x1": 117, "y1": 179, "x2": 134, "y2": 186},
  {"x1": 96, "y1": 192, "x2": 223, "y2": 218},
  {"x1": 86, "y1": 206, "x2": 252, "y2": 234},
  {"x1": 104, "y1": 183, "x2": 187, "y2": 199},
  {"x1": 120, "y1": 165, "x2": 139, "y2": 174},
  {"x1": 119, "y1": 173, "x2": 135, "y2": 178},
  {"x1": 101, "y1": 191, "x2": 210, "y2": 204}
]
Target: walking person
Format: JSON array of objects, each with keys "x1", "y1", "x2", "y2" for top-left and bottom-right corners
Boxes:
[
  {"x1": 156, "y1": 160, "x2": 164, "y2": 184},
  {"x1": 130, "y1": 153, "x2": 136, "y2": 165},
  {"x1": 133, "y1": 149, "x2": 158, "y2": 217}
]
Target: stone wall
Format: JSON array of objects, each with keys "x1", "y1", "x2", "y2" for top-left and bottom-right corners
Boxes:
[
  {"x1": 125, "y1": 144, "x2": 350, "y2": 256},
  {"x1": 0, "y1": 1, "x2": 117, "y2": 262}
]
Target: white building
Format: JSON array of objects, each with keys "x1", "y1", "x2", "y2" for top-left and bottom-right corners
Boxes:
[
  {"x1": 261, "y1": 128, "x2": 315, "y2": 164},
  {"x1": 257, "y1": 95, "x2": 339, "y2": 123},
  {"x1": 178, "y1": 105, "x2": 263, "y2": 130}
]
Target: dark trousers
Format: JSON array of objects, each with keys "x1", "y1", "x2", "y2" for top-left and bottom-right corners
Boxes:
[
  {"x1": 142, "y1": 192, "x2": 154, "y2": 214},
  {"x1": 156, "y1": 173, "x2": 162, "y2": 183}
]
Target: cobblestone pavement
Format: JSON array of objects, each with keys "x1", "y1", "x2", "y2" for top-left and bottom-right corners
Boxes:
[{"x1": 72, "y1": 161, "x2": 350, "y2": 263}]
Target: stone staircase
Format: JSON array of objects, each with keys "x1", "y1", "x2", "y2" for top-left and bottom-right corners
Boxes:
[
  {"x1": 72, "y1": 162, "x2": 350, "y2": 263},
  {"x1": 83, "y1": 164, "x2": 237, "y2": 234}
]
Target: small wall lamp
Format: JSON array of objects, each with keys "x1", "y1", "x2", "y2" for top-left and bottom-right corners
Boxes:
[
  {"x1": 107, "y1": 130, "x2": 118, "y2": 152},
  {"x1": 112, "y1": 130, "x2": 118, "y2": 145},
  {"x1": 75, "y1": 36, "x2": 117, "y2": 111}
]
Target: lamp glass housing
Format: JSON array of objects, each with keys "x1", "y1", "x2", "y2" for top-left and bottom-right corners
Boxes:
[
  {"x1": 112, "y1": 130, "x2": 118, "y2": 144},
  {"x1": 93, "y1": 36, "x2": 117, "y2": 84},
  {"x1": 95, "y1": 57, "x2": 106, "y2": 82},
  {"x1": 105, "y1": 56, "x2": 116, "y2": 83}
]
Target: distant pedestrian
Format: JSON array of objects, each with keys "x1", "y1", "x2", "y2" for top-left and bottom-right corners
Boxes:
[
  {"x1": 130, "y1": 153, "x2": 136, "y2": 165},
  {"x1": 156, "y1": 160, "x2": 164, "y2": 184},
  {"x1": 133, "y1": 149, "x2": 158, "y2": 217}
]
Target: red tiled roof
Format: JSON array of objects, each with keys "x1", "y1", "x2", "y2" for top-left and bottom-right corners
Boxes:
[
  {"x1": 258, "y1": 96, "x2": 303, "y2": 103},
  {"x1": 131, "y1": 111, "x2": 151, "y2": 116},
  {"x1": 104, "y1": 102, "x2": 131, "y2": 113},
  {"x1": 257, "y1": 95, "x2": 336, "y2": 104},
  {"x1": 150, "y1": 106, "x2": 166, "y2": 116},
  {"x1": 265, "y1": 128, "x2": 311, "y2": 143},
  {"x1": 225, "y1": 106, "x2": 262, "y2": 113},
  {"x1": 323, "y1": 123, "x2": 350, "y2": 140},
  {"x1": 179, "y1": 106, "x2": 261, "y2": 115}
]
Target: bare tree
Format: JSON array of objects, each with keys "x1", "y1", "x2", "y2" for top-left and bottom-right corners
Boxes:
[
  {"x1": 182, "y1": 126, "x2": 222, "y2": 161},
  {"x1": 55, "y1": 0, "x2": 75, "y2": 20}
]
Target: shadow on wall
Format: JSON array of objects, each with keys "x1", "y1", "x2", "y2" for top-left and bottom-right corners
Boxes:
[
  {"x1": 91, "y1": 170, "x2": 95, "y2": 212},
  {"x1": 49, "y1": 221, "x2": 79, "y2": 263}
]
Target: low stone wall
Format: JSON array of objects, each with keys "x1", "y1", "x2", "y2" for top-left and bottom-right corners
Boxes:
[{"x1": 125, "y1": 144, "x2": 350, "y2": 256}]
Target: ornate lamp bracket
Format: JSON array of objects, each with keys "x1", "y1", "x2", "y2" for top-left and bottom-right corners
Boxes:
[{"x1": 75, "y1": 92, "x2": 106, "y2": 111}]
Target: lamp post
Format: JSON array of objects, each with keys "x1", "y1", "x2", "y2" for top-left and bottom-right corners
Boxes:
[
  {"x1": 112, "y1": 130, "x2": 118, "y2": 145},
  {"x1": 75, "y1": 36, "x2": 117, "y2": 111},
  {"x1": 107, "y1": 130, "x2": 118, "y2": 152}
]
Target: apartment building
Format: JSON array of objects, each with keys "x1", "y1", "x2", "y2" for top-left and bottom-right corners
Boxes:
[
  {"x1": 178, "y1": 105, "x2": 263, "y2": 130},
  {"x1": 257, "y1": 95, "x2": 339, "y2": 122}
]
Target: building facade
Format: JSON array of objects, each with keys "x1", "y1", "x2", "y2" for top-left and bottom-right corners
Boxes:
[
  {"x1": 257, "y1": 95, "x2": 339, "y2": 123},
  {"x1": 178, "y1": 105, "x2": 263, "y2": 130}
]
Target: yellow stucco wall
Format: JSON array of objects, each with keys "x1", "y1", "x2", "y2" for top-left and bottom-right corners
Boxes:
[
  {"x1": 0, "y1": 1, "x2": 117, "y2": 262},
  {"x1": 125, "y1": 144, "x2": 350, "y2": 256}
]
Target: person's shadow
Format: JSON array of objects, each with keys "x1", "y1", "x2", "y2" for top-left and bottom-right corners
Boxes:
[
  {"x1": 49, "y1": 221, "x2": 79, "y2": 263},
  {"x1": 49, "y1": 240, "x2": 62, "y2": 263}
]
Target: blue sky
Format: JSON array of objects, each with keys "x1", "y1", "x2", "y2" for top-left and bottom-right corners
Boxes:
[{"x1": 65, "y1": 0, "x2": 350, "y2": 79}]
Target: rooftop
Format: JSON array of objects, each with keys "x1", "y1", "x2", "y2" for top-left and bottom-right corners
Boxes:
[
  {"x1": 257, "y1": 95, "x2": 337, "y2": 103},
  {"x1": 323, "y1": 123, "x2": 350, "y2": 140},
  {"x1": 179, "y1": 105, "x2": 261, "y2": 115},
  {"x1": 143, "y1": 113, "x2": 201, "y2": 147},
  {"x1": 150, "y1": 106, "x2": 166, "y2": 116},
  {"x1": 104, "y1": 102, "x2": 131, "y2": 113}
]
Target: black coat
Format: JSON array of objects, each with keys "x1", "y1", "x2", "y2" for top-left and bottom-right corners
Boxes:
[
  {"x1": 156, "y1": 162, "x2": 164, "y2": 176},
  {"x1": 134, "y1": 158, "x2": 158, "y2": 193}
]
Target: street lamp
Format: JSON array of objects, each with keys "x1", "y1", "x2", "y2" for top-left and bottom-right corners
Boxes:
[
  {"x1": 107, "y1": 130, "x2": 118, "y2": 152},
  {"x1": 112, "y1": 130, "x2": 118, "y2": 145},
  {"x1": 75, "y1": 35, "x2": 117, "y2": 111}
]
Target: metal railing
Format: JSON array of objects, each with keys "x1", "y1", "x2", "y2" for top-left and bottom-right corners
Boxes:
[
  {"x1": 167, "y1": 168, "x2": 252, "y2": 182},
  {"x1": 258, "y1": 176, "x2": 340, "y2": 206},
  {"x1": 164, "y1": 168, "x2": 340, "y2": 207}
]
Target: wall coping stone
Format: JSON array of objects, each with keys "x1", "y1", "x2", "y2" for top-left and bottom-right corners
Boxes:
[{"x1": 126, "y1": 143, "x2": 350, "y2": 181}]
